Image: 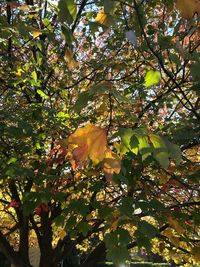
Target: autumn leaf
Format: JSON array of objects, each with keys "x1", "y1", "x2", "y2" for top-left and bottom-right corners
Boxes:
[
  {"x1": 168, "y1": 216, "x2": 185, "y2": 235},
  {"x1": 64, "y1": 48, "x2": 79, "y2": 70},
  {"x1": 164, "y1": 228, "x2": 180, "y2": 247},
  {"x1": 95, "y1": 9, "x2": 113, "y2": 26},
  {"x1": 32, "y1": 31, "x2": 43, "y2": 38},
  {"x1": 176, "y1": 0, "x2": 200, "y2": 19},
  {"x1": 58, "y1": 229, "x2": 67, "y2": 240},
  {"x1": 102, "y1": 149, "x2": 121, "y2": 179},
  {"x1": 68, "y1": 124, "x2": 107, "y2": 166}
]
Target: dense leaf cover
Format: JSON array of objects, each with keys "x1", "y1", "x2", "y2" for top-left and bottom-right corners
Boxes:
[{"x1": 0, "y1": 0, "x2": 200, "y2": 266}]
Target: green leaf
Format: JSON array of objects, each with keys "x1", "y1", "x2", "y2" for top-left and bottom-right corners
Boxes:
[
  {"x1": 116, "y1": 228, "x2": 132, "y2": 245},
  {"x1": 7, "y1": 157, "x2": 17, "y2": 164},
  {"x1": 149, "y1": 133, "x2": 169, "y2": 169},
  {"x1": 190, "y1": 62, "x2": 200, "y2": 81},
  {"x1": 73, "y1": 91, "x2": 91, "y2": 113},
  {"x1": 119, "y1": 128, "x2": 138, "y2": 155},
  {"x1": 58, "y1": 0, "x2": 77, "y2": 25},
  {"x1": 167, "y1": 142, "x2": 182, "y2": 165},
  {"x1": 70, "y1": 200, "x2": 89, "y2": 216},
  {"x1": 36, "y1": 89, "x2": 49, "y2": 99},
  {"x1": 138, "y1": 220, "x2": 158, "y2": 238},
  {"x1": 107, "y1": 246, "x2": 130, "y2": 265},
  {"x1": 77, "y1": 221, "x2": 90, "y2": 236},
  {"x1": 144, "y1": 70, "x2": 161, "y2": 87},
  {"x1": 61, "y1": 25, "x2": 75, "y2": 47},
  {"x1": 32, "y1": 71, "x2": 37, "y2": 82},
  {"x1": 134, "y1": 129, "x2": 152, "y2": 160},
  {"x1": 103, "y1": 0, "x2": 114, "y2": 13},
  {"x1": 136, "y1": 233, "x2": 152, "y2": 251},
  {"x1": 119, "y1": 197, "x2": 134, "y2": 217},
  {"x1": 105, "y1": 229, "x2": 131, "y2": 264}
]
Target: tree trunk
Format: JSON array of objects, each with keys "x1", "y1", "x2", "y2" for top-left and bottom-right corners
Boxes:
[{"x1": 39, "y1": 212, "x2": 54, "y2": 267}]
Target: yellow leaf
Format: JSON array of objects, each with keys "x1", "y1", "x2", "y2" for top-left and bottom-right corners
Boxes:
[
  {"x1": 191, "y1": 246, "x2": 200, "y2": 262},
  {"x1": 103, "y1": 149, "x2": 121, "y2": 178},
  {"x1": 58, "y1": 229, "x2": 66, "y2": 240},
  {"x1": 176, "y1": 0, "x2": 200, "y2": 19},
  {"x1": 19, "y1": 4, "x2": 29, "y2": 11},
  {"x1": 164, "y1": 228, "x2": 180, "y2": 247},
  {"x1": 32, "y1": 31, "x2": 42, "y2": 38},
  {"x1": 64, "y1": 48, "x2": 79, "y2": 70},
  {"x1": 68, "y1": 124, "x2": 107, "y2": 166},
  {"x1": 15, "y1": 68, "x2": 24, "y2": 77},
  {"x1": 95, "y1": 9, "x2": 112, "y2": 26},
  {"x1": 168, "y1": 216, "x2": 185, "y2": 234}
]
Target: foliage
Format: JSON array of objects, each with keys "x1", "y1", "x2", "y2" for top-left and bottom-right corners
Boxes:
[{"x1": 0, "y1": 0, "x2": 200, "y2": 267}]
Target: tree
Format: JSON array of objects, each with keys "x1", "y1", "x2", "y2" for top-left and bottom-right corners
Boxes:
[{"x1": 0, "y1": 0, "x2": 200, "y2": 266}]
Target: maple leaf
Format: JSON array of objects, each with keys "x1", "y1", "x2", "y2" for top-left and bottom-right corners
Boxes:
[
  {"x1": 102, "y1": 149, "x2": 121, "y2": 179},
  {"x1": 68, "y1": 124, "x2": 107, "y2": 166},
  {"x1": 176, "y1": 0, "x2": 200, "y2": 19}
]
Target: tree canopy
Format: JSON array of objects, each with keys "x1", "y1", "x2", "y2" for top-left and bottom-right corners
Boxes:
[{"x1": 0, "y1": 0, "x2": 200, "y2": 267}]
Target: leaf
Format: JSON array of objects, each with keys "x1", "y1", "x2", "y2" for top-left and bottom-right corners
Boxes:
[
  {"x1": 36, "y1": 90, "x2": 49, "y2": 100},
  {"x1": 149, "y1": 133, "x2": 169, "y2": 169},
  {"x1": 58, "y1": 0, "x2": 77, "y2": 25},
  {"x1": 103, "y1": 0, "x2": 114, "y2": 13},
  {"x1": 105, "y1": 230, "x2": 131, "y2": 264},
  {"x1": 168, "y1": 216, "x2": 185, "y2": 234},
  {"x1": 144, "y1": 70, "x2": 161, "y2": 87},
  {"x1": 58, "y1": 229, "x2": 67, "y2": 240},
  {"x1": 138, "y1": 220, "x2": 158, "y2": 238},
  {"x1": 167, "y1": 142, "x2": 182, "y2": 165},
  {"x1": 102, "y1": 149, "x2": 121, "y2": 179},
  {"x1": 68, "y1": 124, "x2": 107, "y2": 166},
  {"x1": 190, "y1": 62, "x2": 200, "y2": 81},
  {"x1": 95, "y1": 9, "x2": 113, "y2": 27},
  {"x1": 119, "y1": 128, "x2": 138, "y2": 155},
  {"x1": 32, "y1": 31, "x2": 42, "y2": 38},
  {"x1": 64, "y1": 48, "x2": 78, "y2": 70},
  {"x1": 126, "y1": 30, "x2": 137, "y2": 46},
  {"x1": 176, "y1": 0, "x2": 200, "y2": 19},
  {"x1": 19, "y1": 4, "x2": 29, "y2": 11},
  {"x1": 191, "y1": 246, "x2": 200, "y2": 262},
  {"x1": 61, "y1": 25, "x2": 75, "y2": 47},
  {"x1": 77, "y1": 221, "x2": 89, "y2": 236},
  {"x1": 32, "y1": 71, "x2": 37, "y2": 82}
]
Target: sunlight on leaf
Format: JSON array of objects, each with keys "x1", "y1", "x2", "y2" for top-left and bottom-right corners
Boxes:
[
  {"x1": 103, "y1": 149, "x2": 121, "y2": 179},
  {"x1": 58, "y1": 229, "x2": 66, "y2": 240},
  {"x1": 144, "y1": 70, "x2": 161, "y2": 87},
  {"x1": 149, "y1": 134, "x2": 169, "y2": 169},
  {"x1": 68, "y1": 124, "x2": 107, "y2": 166},
  {"x1": 32, "y1": 31, "x2": 42, "y2": 38}
]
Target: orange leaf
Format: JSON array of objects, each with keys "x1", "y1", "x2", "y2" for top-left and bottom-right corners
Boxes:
[
  {"x1": 68, "y1": 124, "x2": 107, "y2": 166},
  {"x1": 176, "y1": 0, "x2": 200, "y2": 19},
  {"x1": 103, "y1": 149, "x2": 121, "y2": 178}
]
